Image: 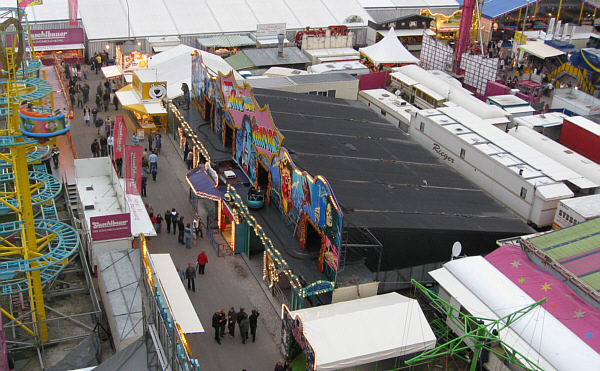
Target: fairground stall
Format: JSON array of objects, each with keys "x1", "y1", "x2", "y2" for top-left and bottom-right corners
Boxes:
[
  {"x1": 359, "y1": 28, "x2": 419, "y2": 71},
  {"x1": 102, "y1": 46, "x2": 150, "y2": 89},
  {"x1": 281, "y1": 293, "x2": 436, "y2": 370},
  {"x1": 29, "y1": 28, "x2": 85, "y2": 65},
  {"x1": 116, "y1": 69, "x2": 167, "y2": 135}
]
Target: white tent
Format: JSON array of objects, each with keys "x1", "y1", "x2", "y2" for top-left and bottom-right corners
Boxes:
[
  {"x1": 288, "y1": 293, "x2": 436, "y2": 370},
  {"x1": 359, "y1": 27, "x2": 419, "y2": 66},
  {"x1": 147, "y1": 45, "x2": 242, "y2": 98},
  {"x1": 429, "y1": 256, "x2": 600, "y2": 371},
  {"x1": 518, "y1": 41, "x2": 564, "y2": 59}
]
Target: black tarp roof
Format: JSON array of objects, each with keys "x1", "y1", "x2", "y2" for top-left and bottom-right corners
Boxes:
[{"x1": 253, "y1": 89, "x2": 535, "y2": 269}]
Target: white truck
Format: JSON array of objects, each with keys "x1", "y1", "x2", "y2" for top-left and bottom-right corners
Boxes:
[{"x1": 552, "y1": 194, "x2": 600, "y2": 229}]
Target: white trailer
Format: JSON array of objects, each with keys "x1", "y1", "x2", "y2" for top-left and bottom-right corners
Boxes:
[{"x1": 552, "y1": 194, "x2": 600, "y2": 229}]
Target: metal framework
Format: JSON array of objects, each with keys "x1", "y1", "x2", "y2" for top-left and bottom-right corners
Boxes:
[{"x1": 407, "y1": 280, "x2": 546, "y2": 371}]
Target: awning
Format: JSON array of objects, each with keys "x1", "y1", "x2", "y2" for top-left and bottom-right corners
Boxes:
[
  {"x1": 116, "y1": 85, "x2": 167, "y2": 116},
  {"x1": 377, "y1": 29, "x2": 436, "y2": 37},
  {"x1": 197, "y1": 34, "x2": 256, "y2": 48},
  {"x1": 102, "y1": 65, "x2": 123, "y2": 79},
  {"x1": 126, "y1": 194, "x2": 157, "y2": 237},
  {"x1": 186, "y1": 166, "x2": 226, "y2": 201},
  {"x1": 518, "y1": 41, "x2": 564, "y2": 59}
]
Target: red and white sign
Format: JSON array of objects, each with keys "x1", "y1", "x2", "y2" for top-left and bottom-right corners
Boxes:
[
  {"x1": 113, "y1": 116, "x2": 127, "y2": 160},
  {"x1": 90, "y1": 213, "x2": 131, "y2": 241},
  {"x1": 68, "y1": 0, "x2": 78, "y2": 26},
  {"x1": 125, "y1": 145, "x2": 142, "y2": 195}
]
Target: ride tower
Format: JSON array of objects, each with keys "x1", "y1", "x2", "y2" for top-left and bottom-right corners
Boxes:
[{"x1": 0, "y1": 9, "x2": 79, "y2": 346}]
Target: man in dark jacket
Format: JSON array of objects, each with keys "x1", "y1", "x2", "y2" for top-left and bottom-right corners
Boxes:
[
  {"x1": 185, "y1": 263, "x2": 195, "y2": 292},
  {"x1": 249, "y1": 309, "x2": 260, "y2": 342},
  {"x1": 212, "y1": 310, "x2": 222, "y2": 344},
  {"x1": 236, "y1": 308, "x2": 248, "y2": 344},
  {"x1": 177, "y1": 216, "x2": 185, "y2": 244},
  {"x1": 227, "y1": 307, "x2": 237, "y2": 338},
  {"x1": 164, "y1": 210, "x2": 172, "y2": 233}
]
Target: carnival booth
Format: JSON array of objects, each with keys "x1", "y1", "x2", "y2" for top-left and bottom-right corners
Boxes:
[
  {"x1": 102, "y1": 46, "x2": 150, "y2": 89},
  {"x1": 116, "y1": 69, "x2": 167, "y2": 135},
  {"x1": 282, "y1": 293, "x2": 436, "y2": 370},
  {"x1": 359, "y1": 28, "x2": 419, "y2": 71}
]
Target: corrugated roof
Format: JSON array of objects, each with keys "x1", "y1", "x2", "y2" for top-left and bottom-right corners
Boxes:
[
  {"x1": 242, "y1": 47, "x2": 310, "y2": 67},
  {"x1": 225, "y1": 52, "x2": 255, "y2": 70},
  {"x1": 197, "y1": 35, "x2": 256, "y2": 48}
]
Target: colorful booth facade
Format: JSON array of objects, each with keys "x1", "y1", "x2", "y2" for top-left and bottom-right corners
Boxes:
[{"x1": 188, "y1": 51, "x2": 343, "y2": 307}]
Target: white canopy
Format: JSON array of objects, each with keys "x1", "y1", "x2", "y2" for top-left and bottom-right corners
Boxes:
[
  {"x1": 429, "y1": 256, "x2": 600, "y2": 371},
  {"x1": 78, "y1": 0, "x2": 373, "y2": 41},
  {"x1": 290, "y1": 293, "x2": 435, "y2": 370},
  {"x1": 518, "y1": 41, "x2": 565, "y2": 59},
  {"x1": 359, "y1": 27, "x2": 419, "y2": 66}
]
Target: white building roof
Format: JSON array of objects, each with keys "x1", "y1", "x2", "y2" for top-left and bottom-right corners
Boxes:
[
  {"x1": 290, "y1": 292, "x2": 436, "y2": 370},
  {"x1": 438, "y1": 106, "x2": 596, "y2": 190},
  {"x1": 430, "y1": 256, "x2": 600, "y2": 371},
  {"x1": 79, "y1": 0, "x2": 373, "y2": 41},
  {"x1": 559, "y1": 193, "x2": 600, "y2": 218},
  {"x1": 513, "y1": 112, "x2": 569, "y2": 128},
  {"x1": 359, "y1": 88, "x2": 417, "y2": 123},
  {"x1": 508, "y1": 125, "x2": 600, "y2": 187}
]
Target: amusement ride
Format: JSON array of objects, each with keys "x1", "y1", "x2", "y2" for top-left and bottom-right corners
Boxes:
[{"x1": 0, "y1": 6, "x2": 79, "y2": 348}]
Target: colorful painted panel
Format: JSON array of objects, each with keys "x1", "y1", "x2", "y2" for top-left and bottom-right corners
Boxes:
[{"x1": 220, "y1": 74, "x2": 284, "y2": 163}]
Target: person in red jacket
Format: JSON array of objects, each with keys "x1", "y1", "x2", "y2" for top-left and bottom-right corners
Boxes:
[{"x1": 197, "y1": 250, "x2": 208, "y2": 274}]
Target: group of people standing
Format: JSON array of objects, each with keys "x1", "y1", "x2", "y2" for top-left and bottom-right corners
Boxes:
[
  {"x1": 163, "y1": 209, "x2": 204, "y2": 249},
  {"x1": 176, "y1": 250, "x2": 208, "y2": 292},
  {"x1": 212, "y1": 307, "x2": 260, "y2": 345}
]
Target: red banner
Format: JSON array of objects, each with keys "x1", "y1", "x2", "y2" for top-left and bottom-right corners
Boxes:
[
  {"x1": 113, "y1": 116, "x2": 127, "y2": 160},
  {"x1": 68, "y1": 0, "x2": 78, "y2": 26},
  {"x1": 125, "y1": 145, "x2": 143, "y2": 195},
  {"x1": 90, "y1": 213, "x2": 131, "y2": 241}
]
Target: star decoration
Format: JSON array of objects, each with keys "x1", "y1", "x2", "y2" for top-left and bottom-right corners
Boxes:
[
  {"x1": 585, "y1": 332, "x2": 594, "y2": 339},
  {"x1": 540, "y1": 282, "x2": 552, "y2": 292},
  {"x1": 511, "y1": 259, "x2": 522, "y2": 268},
  {"x1": 574, "y1": 309, "x2": 586, "y2": 319},
  {"x1": 518, "y1": 277, "x2": 526, "y2": 284}
]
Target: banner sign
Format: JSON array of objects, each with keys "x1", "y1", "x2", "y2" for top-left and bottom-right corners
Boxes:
[
  {"x1": 220, "y1": 74, "x2": 284, "y2": 162},
  {"x1": 90, "y1": 213, "x2": 131, "y2": 241},
  {"x1": 18, "y1": 0, "x2": 42, "y2": 7},
  {"x1": 113, "y1": 116, "x2": 127, "y2": 160},
  {"x1": 68, "y1": 0, "x2": 78, "y2": 26},
  {"x1": 125, "y1": 145, "x2": 142, "y2": 195}
]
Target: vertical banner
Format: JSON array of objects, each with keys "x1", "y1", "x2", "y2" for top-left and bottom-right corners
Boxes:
[
  {"x1": 125, "y1": 145, "x2": 142, "y2": 195},
  {"x1": 68, "y1": 0, "x2": 78, "y2": 26},
  {"x1": 113, "y1": 116, "x2": 127, "y2": 160}
]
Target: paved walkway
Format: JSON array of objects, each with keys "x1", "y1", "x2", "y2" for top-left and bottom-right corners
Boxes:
[{"x1": 52, "y1": 66, "x2": 284, "y2": 371}]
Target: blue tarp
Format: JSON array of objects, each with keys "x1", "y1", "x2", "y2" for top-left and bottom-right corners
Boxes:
[
  {"x1": 457, "y1": 0, "x2": 543, "y2": 20},
  {"x1": 545, "y1": 40, "x2": 577, "y2": 54}
]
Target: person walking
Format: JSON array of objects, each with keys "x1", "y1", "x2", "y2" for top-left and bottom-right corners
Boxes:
[
  {"x1": 91, "y1": 107, "x2": 98, "y2": 126},
  {"x1": 227, "y1": 307, "x2": 237, "y2": 338},
  {"x1": 164, "y1": 209, "x2": 172, "y2": 234},
  {"x1": 155, "y1": 133, "x2": 162, "y2": 154},
  {"x1": 51, "y1": 145, "x2": 60, "y2": 169},
  {"x1": 113, "y1": 90, "x2": 119, "y2": 110},
  {"x1": 91, "y1": 139, "x2": 100, "y2": 157},
  {"x1": 178, "y1": 216, "x2": 185, "y2": 244},
  {"x1": 75, "y1": 89, "x2": 83, "y2": 108},
  {"x1": 274, "y1": 360, "x2": 286, "y2": 371},
  {"x1": 249, "y1": 309, "x2": 260, "y2": 342},
  {"x1": 83, "y1": 106, "x2": 91, "y2": 126},
  {"x1": 212, "y1": 311, "x2": 222, "y2": 344},
  {"x1": 151, "y1": 166, "x2": 157, "y2": 182},
  {"x1": 115, "y1": 157, "x2": 123, "y2": 177},
  {"x1": 185, "y1": 263, "x2": 196, "y2": 292},
  {"x1": 82, "y1": 64, "x2": 88, "y2": 81},
  {"x1": 220, "y1": 309, "x2": 227, "y2": 338},
  {"x1": 147, "y1": 131, "x2": 154, "y2": 152},
  {"x1": 156, "y1": 213, "x2": 163, "y2": 233},
  {"x1": 149, "y1": 150, "x2": 158, "y2": 170},
  {"x1": 82, "y1": 82, "x2": 90, "y2": 104},
  {"x1": 237, "y1": 308, "x2": 248, "y2": 344},
  {"x1": 95, "y1": 93, "x2": 102, "y2": 111},
  {"x1": 240, "y1": 315, "x2": 250, "y2": 345},
  {"x1": 96, "y1": 82, "x2": 103, "y2": 97},
  {"x1": 107, "y1": 134, "x2": 114, "y2": 156},
  {"x1": 197, "y1": 250, "x2": 208, "y2": 274},
  {"x1": 132, "y1": 132, "x2": 139, "y2": 146},
  {"x1": 100, "y1": 135, "x2": 107, "y2": 156},
  {"x1": 141, "y1": 173, "x2": 147, "y2": 197},
  {"x1": 103, "y1": 90, "x2": 110, "y2": 112},
  {"x1": 186, "y1": 150, "x2": 194, "y2": 170},
  {"x1": 184, "y1": 223, "x2": 192, "y2": 249},
  {"x1": 177, "y1": 266, "x2": 185, "y2": 282},
  {"x1": 171, "y1": 209, "x2": 179, "y2": 235},
  {"x1": 193, "y1": 215, "x2": 203, "y2": 242}
]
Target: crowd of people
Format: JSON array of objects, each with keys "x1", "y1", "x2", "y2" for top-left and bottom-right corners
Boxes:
[{"x1": 210, "y1": 307, "x2": 260, "y2": 345}]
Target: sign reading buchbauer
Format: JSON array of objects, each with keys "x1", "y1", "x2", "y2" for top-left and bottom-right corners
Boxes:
[{"x1": 90, "y1": 213, "x2": 131, "y2": 241}]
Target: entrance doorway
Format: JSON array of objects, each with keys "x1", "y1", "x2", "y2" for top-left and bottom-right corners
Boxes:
[
  {"x1": 304, "y1": 221, "x2": 321, "y2": 253},
  {"x1": 257, "y1": 160, "x2": 269, "y2": 190},
  {"x1": 224, "y1": 123, "x2": 233, "y2": 148}
]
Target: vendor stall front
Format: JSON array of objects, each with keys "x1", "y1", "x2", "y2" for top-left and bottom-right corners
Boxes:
[
  {"x1": 29, "y1": 28, "x2": 85, "y2": 65},
  {"x1": 282, "y1": 293, "x2": 436, "y2": 371},
  {"x1": 116, "y1": 69, "x2": 167, "y2": 134}
]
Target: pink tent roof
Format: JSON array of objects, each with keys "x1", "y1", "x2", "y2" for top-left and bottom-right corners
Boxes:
[{"x1": 487, "y1": 245, "x2": 600, "y2": 352}]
